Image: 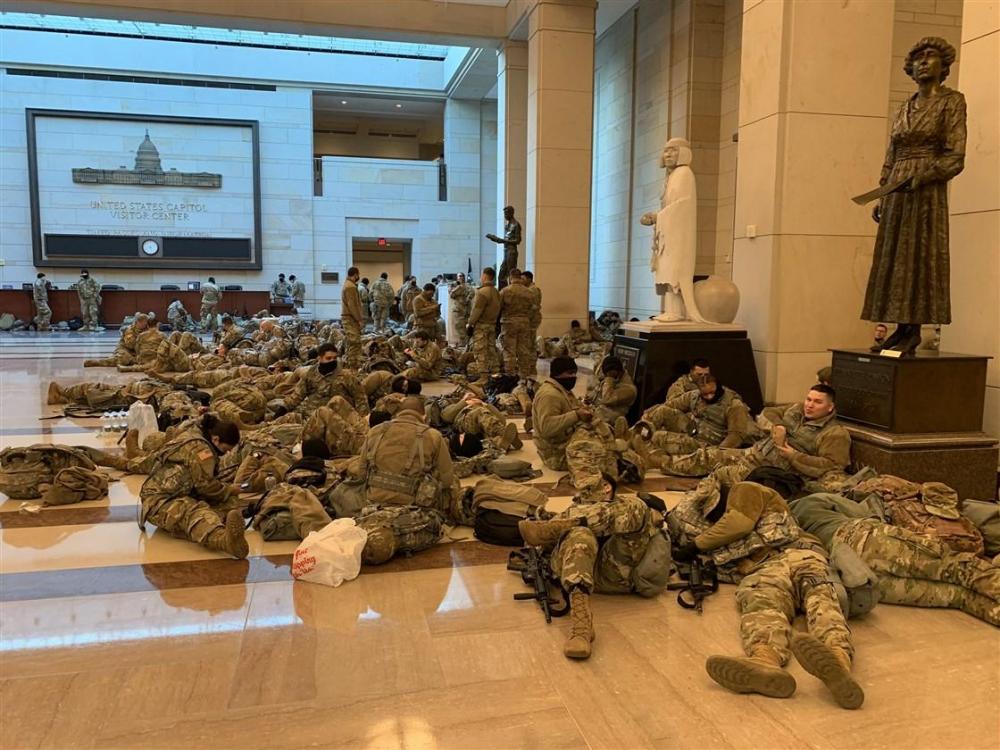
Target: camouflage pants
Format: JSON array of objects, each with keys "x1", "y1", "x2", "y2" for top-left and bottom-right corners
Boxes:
[
  {"x1": 200, "y1": 303, "x2": 218, "y2": 331},
  {"x1": 168, "y1": 314, "x2": 191, "y2": 332},
  {"x1": 551, "y1": 495, "x2": 656, "y2": 593},
  {"x1": 143, "y1": 496, "x2": 232, "y2": 545},
  {"x1": 455, "y1": 312, "x2": 471, "y2": 346},
  {"x1": 124, "y1": 341, "x2": 192, "y2": 374},
  {"x1": 659, "y1": 446, "x2": 751, "y2": 482},
  {"x1": 342, "y1": 319, "x2": 362, "y2": 370},
  {"x1": 354, "y1": 505, "x2": 445, "y2": 565},
  {"x1": 835, "y1": 519, "x2": 1000, "y2": 626},
  {"x1": 403, "y1": 365, "x2": 437, "y2": 383},
  {"x1": 500, "y1": 320, "x2": 535, "y2": 378},
  {"x1": 453, "y1": 404, "x2": 507, "y2": 441},
  {"x1": 641, "y1": 404, "x2": 690, "y2": 433},
  {"x1": 564, "y1": 424, "x2": 618, "y2": 501},
  {"x1": 736, "y1": 547, "x2": 853, "y2": 666},
  {"x1": 369, "y1": 303, "x2": 388, "y2": 331},
  {"x1": 80, "y1": 298, "x2": 100, "y2": 329},
  {"x1": 649, "y1": 430, "x2": 702, "y2": 456},
  {"x1": 168, "y1": 369, "x2": 233, "y2": 388},
  {"x1": 58, "y1": 383, "x2": 128, "y2": 408},
  {"x1": 34, "y1": 301, "x2": 51, "y2": 330},
  {"x1": 302, "y1": 401, "x2": 367, "y2": 457},
  {"x1": 469, "y1": 323, "x2": 500, "y2": 377}
]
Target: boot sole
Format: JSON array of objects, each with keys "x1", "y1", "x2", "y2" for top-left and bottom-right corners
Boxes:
[
  {"x1": 225, "y1": 511, "x2": 250, "y2": 560},
  {"x1": 706, "y1": 656, "x2": 796, "y2": 698},
  {"x1": 791, "y1": 634, "x2": 864, "y2": 710}
]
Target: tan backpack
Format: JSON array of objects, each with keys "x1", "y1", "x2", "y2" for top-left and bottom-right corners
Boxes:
[{"x1": 0, "y1": 445, "x2": 97, "y2": 499}]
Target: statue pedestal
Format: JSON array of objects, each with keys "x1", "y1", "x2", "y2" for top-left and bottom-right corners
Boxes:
[
  {"x1": 831, "y1": 349, "x2": 997, "y2": 499},
  {"x1": 614, "y1": 321, "x2": 764, "y2": 422}
]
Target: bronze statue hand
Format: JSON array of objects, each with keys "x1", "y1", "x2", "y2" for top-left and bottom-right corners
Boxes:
[{"x1": 871, "y1": 202, "x2": 881, "y2": 223}]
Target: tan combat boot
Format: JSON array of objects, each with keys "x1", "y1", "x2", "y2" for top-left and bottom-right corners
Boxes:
[
  {"x1": 790, "y1": 633, "x2": 864, "y2": 710},
  {"x1": 47, "y1": 382, "x2": 67, "y2": 405},
  {"x1": 517, "y1": 517, "x2": 580, "y2": 549},
  {"x1": 204, "y1": 510, "x2": 250, "y2": 560},
  {"x1": 497, "y1": 422, "x2": 519, "y2": 451},
  {"x1": 706, "y1": 647, "x2": 796, "y2": 699},
  {"x1": 564, "y1": 588, "x2": 595, "y2": 659}
]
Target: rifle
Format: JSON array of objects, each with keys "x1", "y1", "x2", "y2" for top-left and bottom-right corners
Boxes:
[
  {"x1": 667, "y1": 556, "x2": 719, "y2": 614},
  {"x1": 507, "y1": 547, "x2": 569, "y2": 623}
]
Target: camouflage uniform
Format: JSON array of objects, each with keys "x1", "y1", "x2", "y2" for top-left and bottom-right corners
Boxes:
[
  {"x1": 270, "y1": 278, "x2": 292, "y2": 300},
  {"x1": 301, "y1": 396, "x2": 369, "y2": 456},
  {"x1": 362, "y1": 370, "x2": 395, "y2": 404},
  {"x1": 200, "y1": 282, "x2": 222, "y2": 331},
  {"x1": 666, "y1": 373, "x2": 700, "y2": 401},
  {"x1": 670, "y1": 482, "x2": 852, "y2": 668},
  {"x1": 341, "y1": 278, "x2": 364, "y2": 370},
  {"x1": 412, "y1": 292, "x2": 441, "y2": 338},
  {"x1": 219, "y1": 323, "x2": 245, "y2": 350},
  {"x1": 76, "y1": 275, "x2": 102, "y2": 331},
  {"x1": 644, "y1": 387, "x2": 755, "y2": 455},
  {"x1": 354, "y1": 505, "x2": 445, "y2": 565},
  {"x1": 353, "y1": 409, "x2": 455, "y2": 563},
  {"x1": 835, "y1": 517, "x2": 1000, "y2": 626},
  {"x1": 449, "y1": 281, "x2": 477, "y2": 346},
  {"x1": 660, "y1": 403, "x2": 851, "y2": 486},
  {"x1": 358, "y1": 281, "x2": 371, "y2": 324},
  {"x1": 403, "y1": 340, "x2": 442, "y2": 382},
  {"x1": 283, "y1": 363, "x2": 368, "y2": 416},
  {"x1": 33, "y1": 277, "x2": 51, "y2": 331},
  {"x1": 400, "y1": 282, "x2": 420, "y2": 321},
  {"x1": 498, "y1": 280, "x2": 536, "y2": 378},
  {"x1": 442, "y1": 400, "x2": 508, "y2": 442},
  {"x1": 466, "y1": 281, "x2": 501, "y2": 377},
  {"x1": 370, "y1": 277, "x2": 395, "y2": 331},
  {"x1": 552, "y1": 495, "x2": 664, "y2": 593},
  {"x1": 534, "y1": 377, "x2": 616, "y2": 500},
  {"x1": 525, "y1": 282, "x2": 542, "y2": 374},
  {"x1": 139, "y1": 436, "x2": 244, "y2": 547},
  {"x1": 290, "y1": 279, "x2": 306, "y2": 308},
  {"x1": 588, "y1": 370, "x2": 637, "y2": 423},
  {"x1": 211, "y1": 381, "x2": 268, "y2": 426}
]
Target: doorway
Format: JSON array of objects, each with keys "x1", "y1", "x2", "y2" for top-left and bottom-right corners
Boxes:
[{"x1": 351, "y1": 237, "x2": 411, "y2": 291}]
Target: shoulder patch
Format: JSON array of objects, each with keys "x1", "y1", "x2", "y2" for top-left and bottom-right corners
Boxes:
[{"x1": 198, "y1": 449, "x2": 214, "y2": 461}]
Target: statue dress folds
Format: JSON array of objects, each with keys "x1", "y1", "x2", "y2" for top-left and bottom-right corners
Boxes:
[
  {"x1": 652, "y1": 164, "x2": 703, "y2": 321},
  {"x1": 862, "y1": 87, "x2": 966, "y2": 325}
]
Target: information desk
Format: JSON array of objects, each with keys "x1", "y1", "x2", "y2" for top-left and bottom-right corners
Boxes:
[{"x1": 0, "y1": 289, "x2": 272, "y2": 327}]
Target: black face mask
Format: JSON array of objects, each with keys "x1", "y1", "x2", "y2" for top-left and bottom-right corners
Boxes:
[
  {"x1": 81, "y1": 274, "x2": 89, "y2": 279},
  {"x1": 318, "y1": 360, "x2": 338, "y2": 375},
  {"x1": 556, "y1": 376, "x2": 577, "y2": 392}
]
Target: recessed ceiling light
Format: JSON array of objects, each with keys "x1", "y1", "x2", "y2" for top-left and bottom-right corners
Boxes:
[
  {"x1": 395, "y1": 103, "x2": 403, "y2": 108},
  {"x1": 340, "y1": 100, "x2": 347, "y2": 104}
]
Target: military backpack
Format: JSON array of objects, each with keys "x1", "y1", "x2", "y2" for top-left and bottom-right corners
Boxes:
[{"x1": 0, "y1": 445, "x2": 97, "y2": 499}]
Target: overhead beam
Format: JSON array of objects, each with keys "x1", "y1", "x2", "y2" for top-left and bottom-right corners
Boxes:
[{"x1": 4, "y1": 0, "x2": 510, "y2": 46}]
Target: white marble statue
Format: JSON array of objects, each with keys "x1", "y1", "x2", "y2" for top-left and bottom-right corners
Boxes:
[{"x1": 640, "y1": 137, "x2": 704, "y2": 322}]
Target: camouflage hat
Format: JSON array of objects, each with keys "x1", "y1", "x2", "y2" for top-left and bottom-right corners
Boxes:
[
  {"x1": 854, "y1": 474, "x2": 921, "y2": 502},
  {"x1": 920, "y1": 482, "x2": 961, "y2": 520}
]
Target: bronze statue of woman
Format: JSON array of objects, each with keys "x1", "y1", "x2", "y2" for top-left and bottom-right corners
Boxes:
[{"x1": 862, "y1": 37, "x2": 966, "y2": 354}]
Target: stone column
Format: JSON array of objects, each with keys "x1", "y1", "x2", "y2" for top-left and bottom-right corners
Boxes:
[
  {"x1": 525, "y1": 0, "x2": 597, "y2": 336},
  {"x1": 945, "y1": 1, "x2": 999, "y2": 438},
  {"x1": 496, "y1": 39, "x2": 528, "y2": 246},
  {"x1": 732, "y1": 0, "x2": 894, "y2": 402}
]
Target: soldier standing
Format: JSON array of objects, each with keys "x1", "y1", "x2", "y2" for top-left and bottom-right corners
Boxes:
[
  {"x1": 486, "y1": 205, "x2": 522, "y2": 289},
  {"x1": 449, "y1": 272, "x2": 476, "y2": 346},
  {"x1": 341, "y1": 267, "x2": 364, "y2": 369},
  {"x1": 270, "y1": 273, "x2": 291, "y2": 301},
  {"x1": 288, "y1": 274, "x2": 306, "y2": 308},
  {"x1": 167, "y1": 299, "x2": 191, "y2": 331},
  {"x1": 200, "y1": 276, "x2": 222, "y2": 332},
  {"x1": 76, "y1": 269, "x2": 103, "y2": 332},
  {"x1": 465, "y1": 267, "x2": 501, "y2": 378},
  {"x1": 33, "y1": 272, "x2": 51, "y2": 331},
  {"x1": 370, "y1": 272, "x2": 394, "y2": 331},
  {"x1": 358, "y1": 277, "x2": 372, "y2": 327},
  {"x1": 498, "y1": 268, "x2": 536, "y2": 379}
]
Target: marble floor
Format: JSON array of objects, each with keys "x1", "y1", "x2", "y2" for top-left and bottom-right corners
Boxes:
[{"x1": 1, "y1": 332, "x2": 998, "y2": 750}]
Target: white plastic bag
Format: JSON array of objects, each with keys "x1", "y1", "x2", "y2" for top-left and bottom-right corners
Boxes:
[
  {"x1": 291, "y1": 518, "x2": 368, "y2": 587},
  {"x1": 127, "y1": 401, "x2": 159, "y2": 448}
]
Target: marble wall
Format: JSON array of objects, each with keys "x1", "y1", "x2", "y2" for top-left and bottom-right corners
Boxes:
[
  {"x1": 944, "y1": 0, "x2": 999, "y2": 442},
  {"x1": 588, "y1": 0, "x2": 741, "y2": 321}
]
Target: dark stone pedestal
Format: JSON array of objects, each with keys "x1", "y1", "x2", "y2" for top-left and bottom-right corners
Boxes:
[
  {"x1": 845, "y1": 423, "x2": 998, "y2": 500},
  {"x1": 832, "y1": 349, "x2": 997, "y2": 500},
  {"x1": 831, "y1": 349, "x2": 988, "y2": 432},
  {"x1": 613, "y1": 322, "x2": 763, "y2": 423}
]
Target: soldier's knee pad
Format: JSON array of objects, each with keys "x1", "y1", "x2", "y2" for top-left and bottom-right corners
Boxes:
[{"x1": 361, "y1": 527, "x2": 397, "y2": 565}]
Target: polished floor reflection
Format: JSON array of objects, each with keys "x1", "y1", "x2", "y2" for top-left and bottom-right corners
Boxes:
[{"x1": 2, "y1": 333, "x2": 998, "y2": 749}]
